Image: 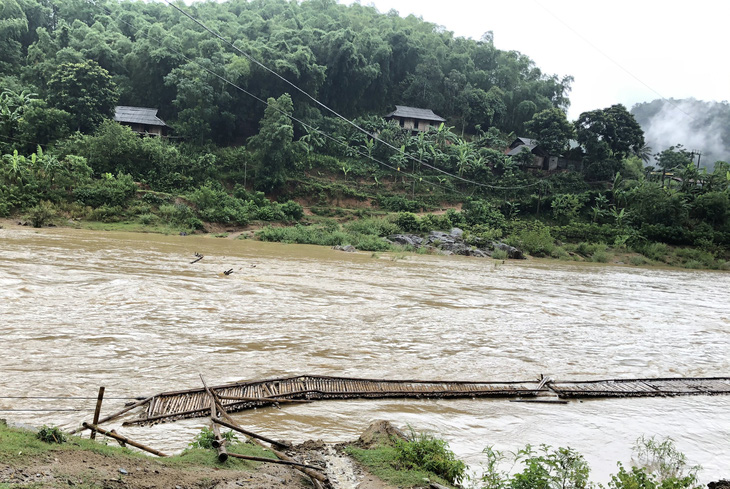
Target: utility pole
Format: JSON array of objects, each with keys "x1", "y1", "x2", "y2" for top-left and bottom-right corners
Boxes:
[{"x1": 690, "y1": 150, "x2": 703, "y2": 168}]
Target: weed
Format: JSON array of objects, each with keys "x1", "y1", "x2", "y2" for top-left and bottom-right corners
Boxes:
[
  {"x1": 394, "y1": 429, "x2": 467, "y2": 485},
  {"x1": 36, "y1": 425, "x2": 67, "y2": 444},
  {"x1": 188, "y1": 427, "x2": 238, "y2": 450},
  {"x1": 492, "y1": 249, "x2": 508, "y2": 260}
]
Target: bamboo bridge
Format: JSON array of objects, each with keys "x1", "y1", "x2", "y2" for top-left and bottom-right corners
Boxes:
[{"x1": 119, "y1": 375, "x2": 730, "y2": 426}]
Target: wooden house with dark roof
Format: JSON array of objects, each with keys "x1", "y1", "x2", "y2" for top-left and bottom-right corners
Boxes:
[
  {"x1": 113, "y1": 106, "x2": 169, "y2": 137},
  {"x1": 385, "y1": 105, "x2": 446, "y2": 133},
  {"x1": 507, "y1": 137, "x2": 581, "y2": 171}
]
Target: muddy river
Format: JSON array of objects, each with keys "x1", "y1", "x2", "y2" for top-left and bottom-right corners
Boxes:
[{"x1": 1, "y1": 226, "x2": 728, "y2": 483}]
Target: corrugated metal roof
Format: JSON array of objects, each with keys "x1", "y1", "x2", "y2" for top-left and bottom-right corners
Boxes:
[
  {"x1": 506, "y1": 145, "x2": 534, "y2": 156},
  {"x1": 114, "y1": 106, "x2": 167, "y2": 127},
  {"x1": 385, "y1": 105, "x2": 446, "y2": 122}
]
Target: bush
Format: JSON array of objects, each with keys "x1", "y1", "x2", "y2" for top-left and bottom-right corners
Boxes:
[
  {"x1": 159, "y1": 203, "x2": 204, "y2": 230},
  {"x1": 395, "y1": 212, "x2": 420, "y2": 233},
  {"x1": 480, "y1": 444, "x2": 590, "y2": 489},
  {"x1": 73, "y1": 173, "x2": 137, "y2": 208},
  {"x1": 87, "y1": 205, "x2": 123, "y2": 222},
  {"x1": 26, "y1": 200, "x2": 56, "y2": 227},
  {"x1": 394, "y1": 430, "x2": 467, "y2": 485},
  {"x1": 344, "y1": 217, "x2": 400, "y2": 237},
  {"x1": 640, "y1": 242, "x2": 669, "y2": 262},
  {"x1": 492, "y1": 248, "x2": 508, "y2": 260},
  {"x1": 188, "y1": 427, "x2": 238, "y2": 450},
  {"x1": 512, "y1": 226, "x2": 555, "y2": 257},
  {"x1": 280, "y1": 200, "x2": 304, "y2": 221},
  {"x1": 378, "y1": 195, "x2": 421, "y2": 212},
  {"x1": 36, "y1": 425, "x2": 67, "y2": 444}
]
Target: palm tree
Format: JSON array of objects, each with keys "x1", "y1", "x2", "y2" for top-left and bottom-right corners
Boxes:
[{"x1": 634, "y1": 143, "x2": 653, "y2": 164}]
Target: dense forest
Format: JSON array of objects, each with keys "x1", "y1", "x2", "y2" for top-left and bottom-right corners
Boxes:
[{"x1": 1, "y1": 0, "x2": 729, "y2": 269}]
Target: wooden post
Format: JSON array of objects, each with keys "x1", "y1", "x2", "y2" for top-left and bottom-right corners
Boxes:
[
  {"x1": 82, "y1": 423, "x2": 168, "y2": 457},
  {"x1": 70, "y1": 396, "x2": 152, "y2": 435},
  {"x1": 201, "y1": 375, "x2": 328, "y2": 487},
  {"x1": 90, "y1": 387, "x2": 105, "y2": 440},
  {"x1": 211, "y1": 421, "x2": 228, "y2": 462},
  {"x1": 211, "y1": 418, "x2": 290, "y2": 450}
]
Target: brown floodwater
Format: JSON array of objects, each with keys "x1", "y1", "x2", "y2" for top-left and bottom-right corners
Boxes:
[{"x1": 1, "y1": 226, "x2": 728, "y2": 483}]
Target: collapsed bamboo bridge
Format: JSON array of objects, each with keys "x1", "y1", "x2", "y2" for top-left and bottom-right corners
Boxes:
[
  {"x1": 118, "y1": 375, "x2": 730, "y2": 426},
  {"x1": 69, "y1": 374, "x2": 730, "y2": 489}
]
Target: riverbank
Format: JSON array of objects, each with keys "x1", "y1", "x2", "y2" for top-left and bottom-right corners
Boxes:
[
  {"x1": 0, "y1": 420, "x2": 453, "y2": 489},
  {"x1": 2, "y1": 215, "x2": 729, "y2": 271}
]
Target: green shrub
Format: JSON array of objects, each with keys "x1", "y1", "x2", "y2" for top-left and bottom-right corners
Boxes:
[
  {"x1": 188, "y1": 427, "x2": 238, "y2": 450},
  {"x1": 512, "y1": 226, "x2": 554, "y2": 257},
  {"x1": 87, "y1": 205, "x2": 123, "y2": 222},
  {"x1": 73, "y1": 173, "x2": 137, "y2": 208},
  {"x1": 158, "y1": 203, "x2": 203, "y2": 230},
  {"x1": 492, "y1": 248, "x2": 508, "y2": 260},
  {"x1": 629, "y1": 256, "x2": 649, "y2": 266},
  {"x1": 280, "y1": 200, "x2": 304, "y2": 221},
  {"x1": 395, "y1": 212, "x2": 420, "y2": 233},
  {"x1": 591, "y1": 249, "x2": 612, "y2": 263},
  {"x1": 394, "y1": 430, "x2": 467, "y2": 485},
  {"x1": 378, "y1": 195, "x2": 421, "y2": 212},
  {"x1": 551, "y1": 246, "x2": 571, "y2": 260},
  {"x1": 137, "y1": 213, "x2": 159, "y2": 225},
  {"x1": 419, "y1": 213, "x2": 452, "y2": 232},
  {"x1": 640, "y1": 242, "x2": 669, "y2": 262},
  {"x1": 141, "y1": 192, "x2": 171, "y2": 206},
  {"x1": 36, "y1": 425, "x2": 67, "y2": 444},
  {"x1": 344, "y1": 217, "x2": 400, "y2": 237},
  {"x1": 26, "y1": 200, "x2": 56, "y2": 227}
]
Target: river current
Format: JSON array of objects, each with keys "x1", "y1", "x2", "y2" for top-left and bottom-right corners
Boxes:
[{"x1": 1, "y1": 226, "x2": 728, "y2": 482}]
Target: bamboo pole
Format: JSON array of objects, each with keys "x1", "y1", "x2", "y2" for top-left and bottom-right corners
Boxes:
[
  {"x1": 70, "y1": 395, "x2": 153, "y2": 435},
  {"x1": 227, "y1": 452, "x2": 323, "y2": 471},
  {"x1": 82, "y1": 423, "x2": 168, "y2": 457},
  {"x1": 212, "y1": 418, "x2": 290, "y2": 450},
  {"x1": 204, "y1": 383, "x2": 329, "y2": 487},
  {"x1": 90, "y1": 387, "x2": 105, "y2": 440},
  {"x1": 216, "y1": 395, "x2": 311, "y2": 404}
]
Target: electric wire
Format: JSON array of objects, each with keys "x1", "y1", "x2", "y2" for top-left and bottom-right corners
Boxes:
[
  {"x1": 532, "y1": 0, "x2": 695, "y2": 121},
  {"x1": 0, "y1": 396, "x2": 143, "y2": 400},
  {"x1": 158, "y1": 0, "x2": 545, "y2": 192},
  {"x1": 101, "y1": 6, "x2": 478, "y2": 197}
]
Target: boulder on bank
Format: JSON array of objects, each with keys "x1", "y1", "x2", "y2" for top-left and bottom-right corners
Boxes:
[
  {"x1": 387, "y1": 231, "x2": 523, "y2": 259},
  {"x1": 332, "y1": 245, "x2": 357, "y2": 253},
  {"x1": 492, "y1": 241, "x2": 525, "y2": 259},
  {"x1": 386, "y1": 234, "x2": 424, "y2": 247},
  {"x1": 709, "y1": 481, "x2": 730, "y2": 489},
  {"x1": 358, "y1": 420, "x2": 408, "y2": 448}
]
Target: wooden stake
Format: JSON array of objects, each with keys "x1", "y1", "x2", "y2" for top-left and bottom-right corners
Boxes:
[
  {"x1": 70, "y1": 395, "x2": 152, "y2": 435},
  {"x1": 211, "y1": 417, "x2": 290, "y2": 450},
  {"x1": 201, "y1": 376, "x2": 329, "y2": 487},
  {"x1": 82, "y1": 423, "x2": 168, "y2": 457},
  {"x1": 90, "y1": 387, "x2": 105, "y2": 440}
]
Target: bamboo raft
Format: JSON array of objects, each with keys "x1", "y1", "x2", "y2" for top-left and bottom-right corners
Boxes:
[{"x1": 123, "y1": 375, "x2": 730, "y2": 426}]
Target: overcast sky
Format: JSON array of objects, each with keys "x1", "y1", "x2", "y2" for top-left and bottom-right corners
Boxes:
[{"x1": 340, "y1": 0, "x2": 730, "y2": 121}]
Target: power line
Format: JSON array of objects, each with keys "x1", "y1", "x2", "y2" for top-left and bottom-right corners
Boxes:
[
  {"x1": 0, "y1": 396, "x2": 143, "y2": 400},
  {"x1": 157, "y1": 0, "x2": 545, "y2": 192},
  {"x1": 101, "y1": 6, "x2": 485, "y2": 197},
  {"x1": 531, "y1": 0, "x2": 694, "y2": 121}
]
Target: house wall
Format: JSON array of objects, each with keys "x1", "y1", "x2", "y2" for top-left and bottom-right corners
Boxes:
[
  {"x1": 119, "y1": 122, "x2": 166, "y2": 137},
  {"x1": 394, "y1": 117, "x2": 435, "y2": 132}
]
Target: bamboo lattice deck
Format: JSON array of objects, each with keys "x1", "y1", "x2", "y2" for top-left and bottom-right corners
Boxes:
[{"x1": 123, "y1": 375, "x2": 730, "y2": 426}]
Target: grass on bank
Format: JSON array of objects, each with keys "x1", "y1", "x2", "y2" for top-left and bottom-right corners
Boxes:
[
  {"x1": 0, "y1": 422, "x2": 275, "y2": 471},
  {"x1": 345, "y1": 429, "x2": 464, "y2": 488}
]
